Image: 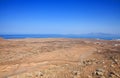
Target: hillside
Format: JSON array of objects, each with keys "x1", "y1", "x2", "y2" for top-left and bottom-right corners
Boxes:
[{"x1": 0, "y1": 38, "x2": 120, "y2": 78}]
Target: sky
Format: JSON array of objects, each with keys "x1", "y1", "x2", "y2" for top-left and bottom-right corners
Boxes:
[{"x1": 0, "y1": 0, "x2": 120, "y2": 34}]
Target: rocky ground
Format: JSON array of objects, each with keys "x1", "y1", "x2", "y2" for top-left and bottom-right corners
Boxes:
[{"x1": 0, "y1": 38, "x2": 120, "y2": 78}]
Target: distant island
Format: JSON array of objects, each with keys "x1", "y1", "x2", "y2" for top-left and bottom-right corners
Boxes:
[{"x1": 0, "y1": 33, "x2": 120, "y2": 40}]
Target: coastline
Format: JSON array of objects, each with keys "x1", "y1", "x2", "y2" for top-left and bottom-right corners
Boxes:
[{"x1": 0, "y1": 34, "x2": 120, "y2": 40}]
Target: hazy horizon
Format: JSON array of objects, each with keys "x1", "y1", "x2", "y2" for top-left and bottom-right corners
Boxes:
[{"x1": 0, "y1": 0, "x2": 120, "y2": 34}]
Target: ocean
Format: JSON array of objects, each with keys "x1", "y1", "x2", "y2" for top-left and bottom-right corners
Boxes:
[{"x1": 0, "y1": 34, "x2": 120, "y2": 40}]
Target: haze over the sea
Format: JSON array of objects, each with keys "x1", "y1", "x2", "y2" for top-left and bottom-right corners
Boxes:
[{"x1": 0, "y1": 0, "x2": 120, "y2": 34}]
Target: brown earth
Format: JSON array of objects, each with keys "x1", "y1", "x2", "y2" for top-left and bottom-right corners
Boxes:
[{"x1": 0, "y1": 38, "x2": 120, "y2": 78}]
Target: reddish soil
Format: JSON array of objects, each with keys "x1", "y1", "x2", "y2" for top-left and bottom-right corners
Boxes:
[{"x1": 0, "y1": 38, "x2": 120, "y2": 78}]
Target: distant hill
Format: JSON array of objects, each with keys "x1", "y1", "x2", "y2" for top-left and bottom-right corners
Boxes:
[{"x1": 0, "y1": 33, "x2": 120, "y2": 40}]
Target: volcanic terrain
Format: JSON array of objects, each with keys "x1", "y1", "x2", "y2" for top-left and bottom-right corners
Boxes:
[{"x1": 0, "y1": 38, "x2": 120, "y2": 78}]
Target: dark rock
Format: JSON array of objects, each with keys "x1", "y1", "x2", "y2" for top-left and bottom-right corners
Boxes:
[
  {"x1": 72, "y1": 71, "x2": 80, "y2": 76},
  {"x1": 109, "y1": 71, "x2": 120, "y2": 78},
  {"x1": 94, "y1": 68, "x2": 105, "y2": 76}
]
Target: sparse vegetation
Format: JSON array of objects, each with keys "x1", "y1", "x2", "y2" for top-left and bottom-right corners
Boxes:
[{"x1": 0, "y1": 38, "x2": 120, "y2": 78}]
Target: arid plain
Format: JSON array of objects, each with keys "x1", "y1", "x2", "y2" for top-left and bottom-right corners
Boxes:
[{"x1": 0, "y1": 38, "x2": 120, "y2": 78}]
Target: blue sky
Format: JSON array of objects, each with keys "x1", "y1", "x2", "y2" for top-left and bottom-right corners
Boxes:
[{"x1": 0, "y1": 0, "x2": 120, "y2": 34}]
